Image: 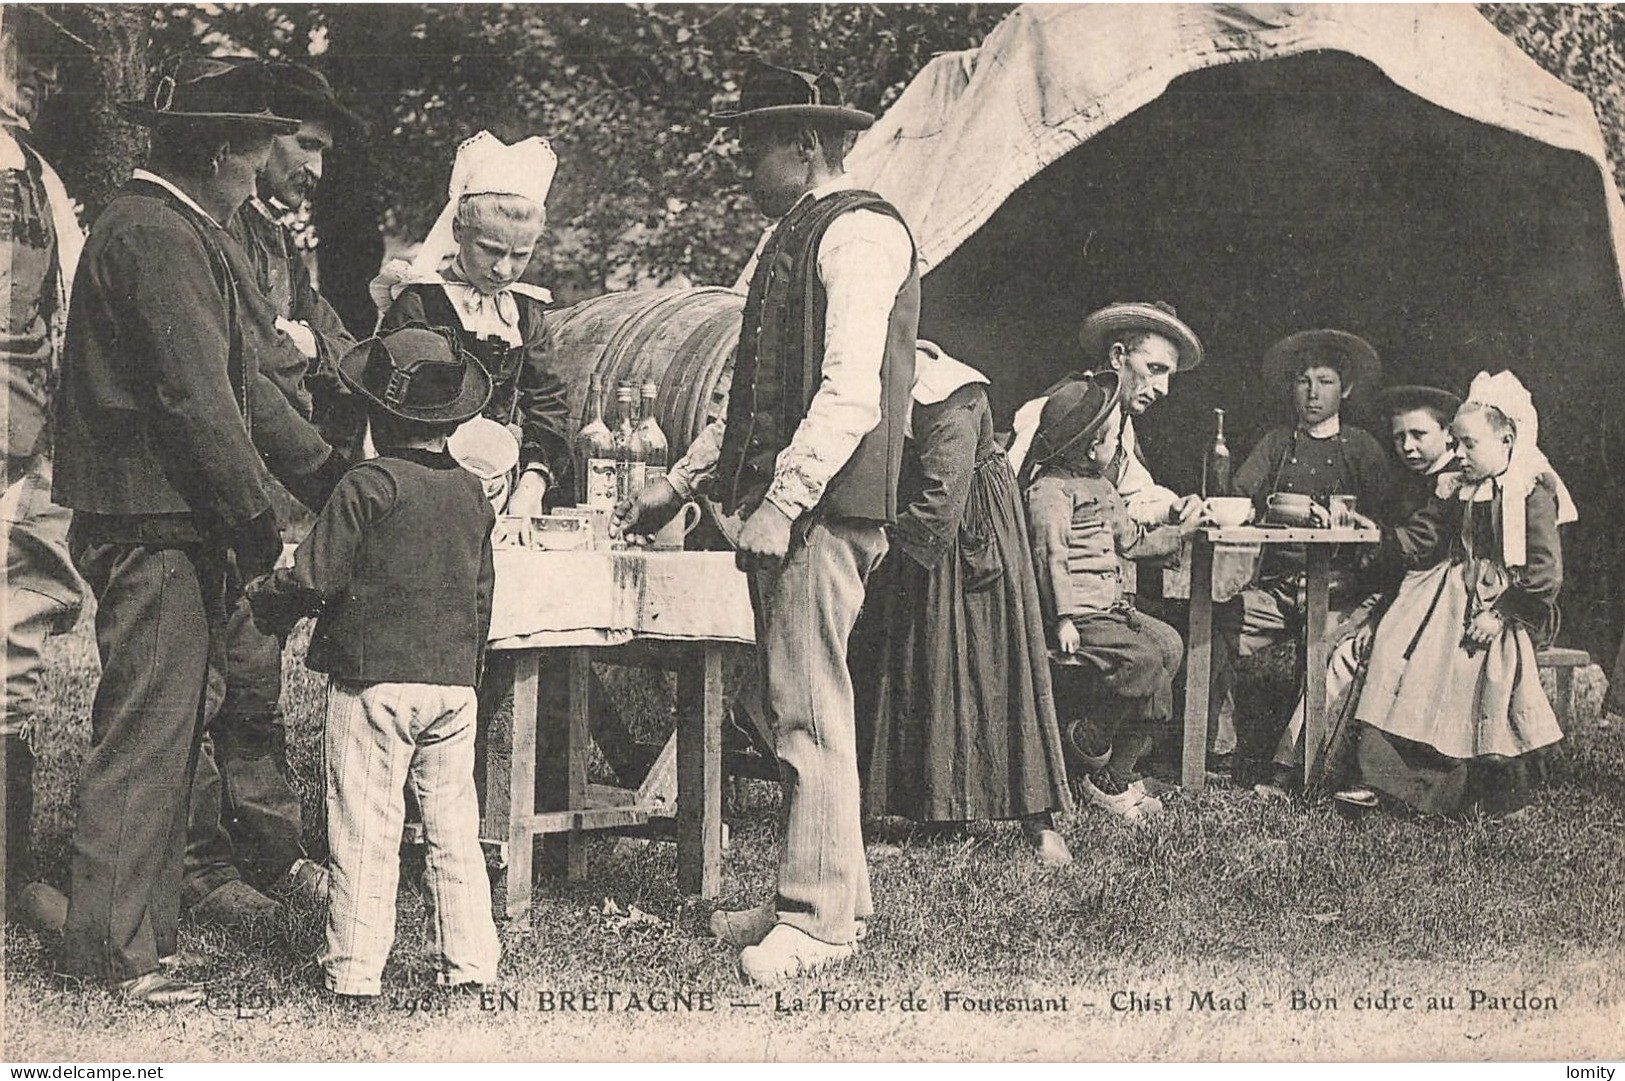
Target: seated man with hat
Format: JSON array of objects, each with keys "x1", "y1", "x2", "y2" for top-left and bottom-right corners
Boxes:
[
  {"x1": 1009, "y1": 301, "x2": 1207, "y2": 533},
  {"x1": 1212, "y1": 329, "x2": 1398, "y2": 773},
  {"x1": 246, "y1": 324, "x2": 501, "y2": 999}
]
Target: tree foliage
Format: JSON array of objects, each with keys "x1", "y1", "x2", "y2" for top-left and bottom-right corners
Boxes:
[
  {"x1": 141, "y1": 3, "x2": 1011, "y2": 304},
  {"x1": 27, "y1": 5, "x2": 1625, "y2": 309},
  {"x1": 1480, "y1": 3, "x2": 1625, "y2": 196}
]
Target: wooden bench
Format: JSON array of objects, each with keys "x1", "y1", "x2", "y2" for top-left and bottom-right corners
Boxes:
[{"x1": 1536, "y1": 647, "x2": 1590, "y2": 727}]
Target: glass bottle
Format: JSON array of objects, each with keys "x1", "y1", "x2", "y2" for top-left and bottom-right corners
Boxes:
[
  {"x1": 613, "y1": 382, "x2": 645, "y2": 507},
  {"x1": 634, "y1": 382, "x2": 669, "y2": 484},
  {"x1": 573, "y1": 370, "x2": 617, "y2": 510},
  {"x1": 1203, "y1": 407, "x2": 1231, "y2": 498}
]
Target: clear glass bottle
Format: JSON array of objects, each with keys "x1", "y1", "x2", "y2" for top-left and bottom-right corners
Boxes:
[
  {"x1": 573, "y1": 370, "x2": 617, "y2": 510},
  {"x1": 634, "y1": 381, "x2": 669, "y2": 484},
  {"x1": 1203, "y1": 407, "x2": 1231, "y2": 498},
  {"x1": 613, "y1": 382, "x2": 645, "y2": 508}
]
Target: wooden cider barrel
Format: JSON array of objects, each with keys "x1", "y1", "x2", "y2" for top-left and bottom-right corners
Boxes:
[
  {"x1": 543, "y1": 286, "x2": 744, "y2": 459},
  {"x1": 543, "y1": 286, "x2": 746, "y2": 542}
]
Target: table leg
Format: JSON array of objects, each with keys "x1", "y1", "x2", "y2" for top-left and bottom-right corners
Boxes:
[
  {"x1": 557, "y1": 648, "x2": 591, "y2": 881},
  {"x1": 1181, "y1": 539, "x2": 1215, "y2": 790},
  {"x1": 505, "y1": 653, "x2": 539, "y2": 920},
  {"x1": 1302, "y1": 546, "x2": 1332, "y2": 784},
  {"x1": 677, "y1": 643, "x2": 724, "y2": 898}
]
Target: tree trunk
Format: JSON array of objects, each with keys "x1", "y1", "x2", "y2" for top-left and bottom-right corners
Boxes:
[
  {"x1": 48, "y1": 4, "x2": 152, "y2": 219},
  {"x1": 307, "y1": 15, "x2": 386, "y2": 338}
]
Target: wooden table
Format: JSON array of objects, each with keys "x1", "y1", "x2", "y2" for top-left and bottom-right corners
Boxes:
[
  {"x1": 484, "y1": 549, "x2": 754, "y2": 918},
  {"x1": 1178, "y1": 525, "x2": 1379, "y2": 790}
]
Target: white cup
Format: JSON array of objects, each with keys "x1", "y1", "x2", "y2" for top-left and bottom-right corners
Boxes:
[{"x1": 651, "y1": 501, "x2": 703, "y2": 550}]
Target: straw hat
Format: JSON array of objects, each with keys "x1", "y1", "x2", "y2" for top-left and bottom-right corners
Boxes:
[
  {"x1": 1261, "y1": 329, "x2": 1381, "y2": 395},
  {"x1": 1077, "y1": 302, "x2": 1204, "y2": 372}
]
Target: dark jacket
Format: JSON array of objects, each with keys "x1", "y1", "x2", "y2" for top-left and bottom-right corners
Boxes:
[
  {"x1": 227, "y1": 199, "x2": 357, "y2": 426},
  {"x1": 53, "y1": 179, "x2": 332, "y2": 531},
  {"x1": 1382, "y1": 478, "x2": 1563, "y2": 643},
  {"x1": 715, "y1": 188, "x2": 919, "y2": 523},
  {"x1": 247, "y1": 447, "x2": 495, "y2": 686},
  {"x1": 381, "y1": 284, "x2": 571, "y2": 483},
  {"x1": 892, "y1": 384, "x2": 991, "y2": 568}
]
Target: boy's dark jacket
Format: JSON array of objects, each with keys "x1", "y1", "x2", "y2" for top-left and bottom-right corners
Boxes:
[{"x1": 247, "y1": 447, "x2": 495, "y2": 686}]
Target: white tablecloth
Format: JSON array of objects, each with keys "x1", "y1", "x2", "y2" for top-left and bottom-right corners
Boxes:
[{"x1": 488, "y1": 549, "x2": 755, "y2": 651}]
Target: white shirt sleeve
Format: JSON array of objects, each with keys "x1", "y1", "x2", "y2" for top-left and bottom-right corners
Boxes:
[
  {"x1": 1005, "y1": 396, "x2": 1048, "y2": 475},
  {"x1": 761, "y1": 207, "x2": 914, "y2": 519},
  {"x1": 1116, "y1": 417, "x2": 1181, "y2": 526},
  {"x1": 667, "y1": 418, "x2": 725, "y2": 499}
]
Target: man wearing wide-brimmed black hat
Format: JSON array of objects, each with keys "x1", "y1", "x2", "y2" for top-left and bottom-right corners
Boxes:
[
  {"x1": 616, "y1": 59, "x2": 918, "y2": 984},
  {"x1": 50, "y1": 53, "x2": 348, "y2": 1005},
  {"x1": 181, "y1": 58, "x2": 367, "y2": 929}
]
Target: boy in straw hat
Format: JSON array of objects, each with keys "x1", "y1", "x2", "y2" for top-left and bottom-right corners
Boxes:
[
  {"x1": 1022, "y1": 374, "x2": 1198, "y2": 820},
  {"x1": 247, "y1": 325, "x2": 501, "y2": 997},
  {"x1": 1255, "y1": 383, "x2": 1463, "y2": 798},
  {"x1": 373, "y1": 130, "x2": 571, "y2": 517},
  {"x1": 52, "y1": 53, "x2": 346, "y2": 1005},
  {"x1": 1211, "y1": 329, "x2": 1397, "y2": 773}
]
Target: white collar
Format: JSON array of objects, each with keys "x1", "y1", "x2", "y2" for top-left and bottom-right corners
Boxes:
[
  {"x1": 1300, "y1": 415, "x2": 1342, "y2": 439},
  {"x1": 781, "y1": 174, "x2": 854, "y2": 219},
  {"x1": 132, "y1": 168, "x2": 223, "y2": 229}
]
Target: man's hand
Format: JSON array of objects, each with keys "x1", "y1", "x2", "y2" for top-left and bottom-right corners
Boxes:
[
  {"x1": 1056, "y1": 618, "x2": 1081, "y2": 655},
  {"x1": 612, "y1": 477, "x2": 683, "y2": 538},
  {"x1": 231, "y1": 511, "x2": 284, "y2": 581},
  {"x1": 507, "y1": 469, "x2": 547, "y2": 517},
  {"x1": 1464, "y1": 609, "x2": 1505, "y2": 647},
  {"x1": 276, "y1": 317, "x2": 318, "y2": 360},
  {"x1": 1169, "y1": 494, "x2": 1204, "y2": 526},
  {"x1": 734, "y1": 502, "x2": 793, "y2": 572}
]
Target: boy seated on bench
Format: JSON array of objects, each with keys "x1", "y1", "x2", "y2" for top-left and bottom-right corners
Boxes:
[{"x1": 1022, "y1": 374, "x2": 1198, "y2": 820}]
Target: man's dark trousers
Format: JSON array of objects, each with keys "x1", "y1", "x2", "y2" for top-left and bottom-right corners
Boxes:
[
  {"x1": 184, "y1": 565, "x2": 306, "y2": 904},
  {"x1": 61, "y1": 528, "x2": 227, "y2": 981}
]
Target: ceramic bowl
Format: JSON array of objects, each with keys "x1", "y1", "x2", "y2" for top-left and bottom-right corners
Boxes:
[
  {"x1": 1204, "y1": 497, "x2": 1254, "y2": 527},
  {"x1": 1266, "y1": 493, "x2": 1319, "y2": 526}
]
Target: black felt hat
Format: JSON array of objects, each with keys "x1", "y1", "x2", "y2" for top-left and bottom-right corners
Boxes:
[
  {"x1": 262, "y1": 60, "x2": 368, "y2": 141},
  {"x1": 1028, "y1": 371, "x2": 1124, "y2": 473},
  {"x1": 338, "y1": 324, "x2": 492, "y2": 425},
  {"x1": 118, "y1": 54, "x2": 299, "y2": 132},
  {"x1": 710, "y1": 59, "x2": 874, "y2": 130},
  {"x1": 1374, "y1": 383, "x2": 1462, "y2": 421}
]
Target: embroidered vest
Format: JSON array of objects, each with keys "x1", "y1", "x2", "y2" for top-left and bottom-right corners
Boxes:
[
  {"x1": 413, "y1": 285, "x2": 540, "y2": 427},
  {"x1": 715, "y1": 189, "x2": 919, "y2": 522}
]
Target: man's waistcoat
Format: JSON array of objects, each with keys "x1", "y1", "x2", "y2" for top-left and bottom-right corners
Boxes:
[{"x1": 715, "y1": 189, "x2": 919, "y2": 522}]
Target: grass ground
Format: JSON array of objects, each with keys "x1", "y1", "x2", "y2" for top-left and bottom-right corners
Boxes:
[{"x1": 3, "y1": 618, "x2": 1623, "y2": 1061}]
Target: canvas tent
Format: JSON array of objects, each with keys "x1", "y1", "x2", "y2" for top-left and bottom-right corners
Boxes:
[{"x1": 844, "y1": 2, "x2": 1625, "y2": 657}]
